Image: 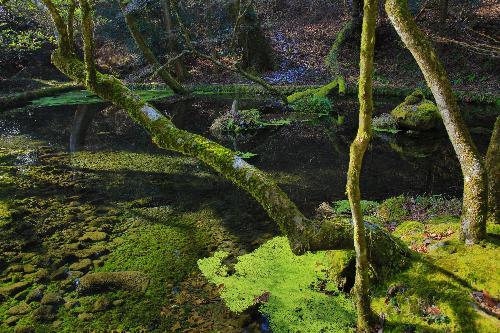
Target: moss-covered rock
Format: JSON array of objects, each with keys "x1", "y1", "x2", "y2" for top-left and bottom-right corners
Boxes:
[
  {"x1": 391, "y1": 89, "x2": 440, "y2": 131},
  {"x1": 77, "y1": 271, "x2": 149, "y2": 294},
  {"x1": 0, "y1": 281, "x2": 32, "y2": 297}
]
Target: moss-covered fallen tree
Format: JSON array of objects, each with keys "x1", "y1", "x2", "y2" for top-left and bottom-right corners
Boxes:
[
  {"x1": 40, "y1": 0, "x2": 411, "y2": 277},
  {"x1": 0, "y1": 84, "x2": 82, "y2": 111}
]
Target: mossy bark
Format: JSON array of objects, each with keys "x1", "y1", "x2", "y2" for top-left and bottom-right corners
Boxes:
[
  {"x1": 385, "y1": 0, "x2": 488, "y2": 244},
  {"x1": 486, "y1": 117, "x2": 499, "y2": 224},
  {"x1": 346, "y1": 0, "x2": 378, "y2": 331},
  {"x1": 78, "y1": 0, "x2": 97, "y2": 88},
  {"x1": 118, "y1": 0, "x2": 187, "y2": 95}
]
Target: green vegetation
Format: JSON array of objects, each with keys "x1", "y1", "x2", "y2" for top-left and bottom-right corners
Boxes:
[{"x1": 198, "y1": 237, "x2": 356, "y2": 333}]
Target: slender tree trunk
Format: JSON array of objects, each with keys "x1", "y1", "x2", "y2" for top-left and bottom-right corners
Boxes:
[
  {"x1": 385, "y1": 0, "x2": 488, "y2": 244},
  {"x1": 161, "y1": 0, "x2": 186, "y2": 81},
  {"x1": 346, "y1": 0, "x2": 378, "y2": 331},
  {"x1": 118, "y1": 0, "x2": 187, "y2": 94},
  {"x1": 439, "y1": 0, "x2": 448, "y2": 24},
  {"x1": 486, "y1": 117, "x2": 499, "y2": 224},
  {"x1": 78, "y1": 0, "x2": 96, "y2": 88}
]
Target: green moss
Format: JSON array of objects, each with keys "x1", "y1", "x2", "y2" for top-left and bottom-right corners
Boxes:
[
  {"x1": 377, "y1": 195, "x2": 408, "y2": 221},
  {"x1": 198, "y1": 237, "x2": 356, "y2": 332},
  {"x1": 372, "y1": 224, "x2": 499, "y2": 332},
  {"x1": 391, "y1": 89, "x2": 441, "y2": 131},
  {"x1": 31, "y1": 89, "x2": 175, "y2": 107},
  {"x1": 332, "y1": 199, "x2": 379, "y2": 216},
  {"x1": 393, "y1": 221, "x2": 425, "y2": 244},
  {"x1": 69, "y1": 151, "x2": 195, "y2": 174},
  {"x1": 291, "y1": 95, "x2": 334, "y2": 115},
  {"x1": 287, "y1": 79, "x2": 339, "y2": 103}
]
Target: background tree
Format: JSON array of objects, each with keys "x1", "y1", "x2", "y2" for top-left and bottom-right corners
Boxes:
[{"x1": 118, "y1": 0, "x2": 187, "y2": 94}]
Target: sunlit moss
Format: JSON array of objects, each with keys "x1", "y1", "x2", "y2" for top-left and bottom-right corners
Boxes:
[{"x1": 198, "y1": 236, "x2": 356, "y2": 333}]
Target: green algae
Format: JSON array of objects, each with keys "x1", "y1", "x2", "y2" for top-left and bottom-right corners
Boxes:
[
  {"x1": 31, "y1": 88, "x2": 175, "y2": 107},
  {"x1": 69, "y1": 151, "x2": 196, "y2": 175},
  {"x1": 198, "y1": 237, "x2": 356, "y2": 333}
]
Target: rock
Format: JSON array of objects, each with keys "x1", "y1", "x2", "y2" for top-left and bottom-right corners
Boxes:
[
  {"x1": 7, "y1": 302, "x2": 31, "y2": 315},
  {"x1": 40, "y1": 292, "x2": 63, "y2": 306},
  {"x1": 23, "y1": 264, "x2": 36, "y2": 274},
  {"x1": 5, "y1": 316, "x2": 20, "y2": 326},
  {"x1": 79, "y1": 231, "x2": 107, "y2": 242},
  {"x1": 112, "y1": 299, "x2": 124, "y2": 307},
  {"x1": 14, "y1": 326, "x2": 35, "y2": 333},
  {"x1": 26, "y1": 286, "x2": 46, "y2": 303},
  {"x1": 74, "y1": 244, "x2": 109, "y2": 259},
  {"x1": 14, "y1": 289, "x2": 29, "y2": 301},
  {"x1": 92, "y1": 296, "x2": 111, "y2": 312},
  {"x1": 77, "y1": 312, "x2": 93, "y2": 321},
  {"x1": 64, "y1": 299, "x2": 80, "y2": 310},
  {"x1": 0, "y1": 281, "x2": 32, "y2": 297},
  {"x1": 391, "y1": 89, "x2": 440, "y2": 131},
  {"x1": 92, "y1": 259, "x2": 104, "y2": 268},
  {"x1": 78, "y1": 271, "x2": 149, "y2": 294},
  {"x1": 69, "y1": 259, "x2": 92, "y2": 272},
  {"x1": 50, "y1": 266, "x2": 68, "y2": 280},
  {"x1": 8, "y1": 265, "x2": 24, "y2": 273},
  {"x1": 31, "y1": 305, "x2": 55, "y2": 322},
  {"x1": 34, "y1": 268, "x2": 50, "y2": 283},
  {"x1": 69, "y1": 270, "x2": 84, "y2": 278}
]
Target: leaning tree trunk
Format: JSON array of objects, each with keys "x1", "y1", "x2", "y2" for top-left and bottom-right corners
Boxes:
[
  {"x1": 41, "y1": 0, "x2": 410, "y2": 276},
  {"x1": 118, "y1": 0, "x2": 187, "y2": 94},
  {"x1": 161, "y1": 0, "x2": 186, "y2": 81},
  {"x1": 385, "y1": 0, "x2": 488, "y2": 244},
  {"x1": 346, "y1": 0, "x2": 378, "y2": 331},
  {"x1": 486, "y1": 117, "x2": 499, "y2": 224}
]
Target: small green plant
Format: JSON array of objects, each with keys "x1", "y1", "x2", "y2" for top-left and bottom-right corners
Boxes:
[
  {"x1": 332, "y1": 200, "x2": 379, "y2": 216},
  {"x1": 291, "y1": 95, "x2": 334, "y2": 115},
  {"x1": 377, "y1": 195, "x2": 408, "y2": 221}
]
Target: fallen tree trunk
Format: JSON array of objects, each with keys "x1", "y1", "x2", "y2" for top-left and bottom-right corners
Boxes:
[
  {"x1": 41, "y1": 0, "x2": 410, "y2": 279},
  {"x1": 51, "y1": 49, "x2": 410, "y2": 275},
  {"x1": 0, "y1": 84, "x2": 83, "y2": 111}
]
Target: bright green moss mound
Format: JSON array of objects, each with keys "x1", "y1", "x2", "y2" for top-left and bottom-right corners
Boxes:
[
  {"x1": 291, "y1": 95, "x2": 334, "y2": 115},
  {"x1": 391, "y1": 89, "x2": 440, "y2": 131},
  {"x1": 198, "y1": 237, "x2": 356, "y2": 333}
]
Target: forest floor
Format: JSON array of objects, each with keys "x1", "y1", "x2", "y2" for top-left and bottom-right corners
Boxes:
[{"x1": 0, "y1": 94, "x2": 498, "y2": 332}]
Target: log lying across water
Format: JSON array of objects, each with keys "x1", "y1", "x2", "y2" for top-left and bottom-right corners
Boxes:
[{"x1": 0, "y1": 83, "x2": 83, "y2": 111}]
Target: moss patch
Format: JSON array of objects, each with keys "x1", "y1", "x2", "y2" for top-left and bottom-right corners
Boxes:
[{"x1": 198, "y1": 237, "x2": 356, "y2": 333}]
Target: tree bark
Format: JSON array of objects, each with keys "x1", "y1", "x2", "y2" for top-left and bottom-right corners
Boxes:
[
  {"x1": 486, "y1": 117, "x2": 499, "y2": 224},
  {"x1": 78, "y1": 0, "x2": 97, "y2": 88},
  {"x1": 118, "y1": 0, "x2": 187, "y2": 95},
  {"x1": 385, "y1": 0, "x2": 488, "y2": 244},
  {"x1": 439, "y1": 0, "x2": 448, "y2": 24},
  {"x1": 346, "y1": 0, "x2": 378, "y2": 331},
  {"x1": 161, "y1": 0, "x2": 186, "y2": 81}
]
